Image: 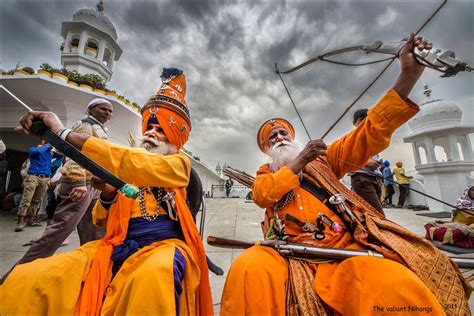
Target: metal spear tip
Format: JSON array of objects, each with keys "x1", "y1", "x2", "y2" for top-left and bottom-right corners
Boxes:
[{"x1": 329, "y1": 194, "x2": 345, "y2": 205}]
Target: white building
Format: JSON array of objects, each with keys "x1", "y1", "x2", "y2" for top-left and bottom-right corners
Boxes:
[
  {"x1": 0, "y1": 2, "x2": 221, "y2": 195},
  {"x1": 61, "y1": 1, "x2": 122, "y2": 82},
  {"x1": 403, "y1": 85, "x2": 474, "y2": 212}
]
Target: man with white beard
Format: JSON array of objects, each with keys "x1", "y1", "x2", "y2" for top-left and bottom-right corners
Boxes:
[
  {"x1": 138, "y1": 131, "x2": 177, "y2": 155},
  {"x1": 220, "y1": 35, "x2": 470, "y2": 315},
  {"x1": 2, "y1": 68, "x2": 213, "y2": 315}
]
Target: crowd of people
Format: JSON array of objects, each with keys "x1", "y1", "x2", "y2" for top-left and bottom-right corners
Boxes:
[{"x1": 0, "y1": 35, "x2": 471, "y2": 315}]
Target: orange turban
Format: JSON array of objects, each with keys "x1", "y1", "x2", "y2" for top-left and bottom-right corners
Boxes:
[
  {"x1": 257, "y1": 118, "x2": 295, "y2": 152},
  {"x1": 141, "y1": 68, "x2": 190, "y2": 150},
  {"x1": 395, "y1": 161, "x2": 403, "y2": 167}
]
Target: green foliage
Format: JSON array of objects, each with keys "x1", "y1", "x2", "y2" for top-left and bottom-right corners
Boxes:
[
  {"x1": 67, "y1": 70, "x2": 81, "y2": 83},
  {"x1": 4, "y1": 62, "x2": 22, "y2": 74},
  {"x1": 81, "y1": 73, "x2": 106, "y2": 90},
  {"x1": 39, "y1": 63, "x2": 53, "y2": 73},
  {"x1": 22, "y1": 67, "x2": 34, "y2": 74}
]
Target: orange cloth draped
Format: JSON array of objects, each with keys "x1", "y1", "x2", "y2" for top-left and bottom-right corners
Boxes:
[
  {"x1": 74, "y1": 196, "x2": 132, "y2": 314},
  {"x1": 171, "y1": 187, "x2": 213, "y2": 315},
  {"x1": 220, "y1": 89, "x2": 470, "y2": 315},
  {"x1": 77, "y1": 137, "x2": 212, "y2": 315}
]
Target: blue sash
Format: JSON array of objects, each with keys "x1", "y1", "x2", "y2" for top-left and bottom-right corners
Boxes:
[{"x1": 111, "y1": 216, "x2": 183, "y2": 274}]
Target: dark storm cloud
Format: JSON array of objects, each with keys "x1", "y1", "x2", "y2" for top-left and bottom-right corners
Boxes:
[{"x1": 1, "y1": 0, "x2": 472, "y2": 174}]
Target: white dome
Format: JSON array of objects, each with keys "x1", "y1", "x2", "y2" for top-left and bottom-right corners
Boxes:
[
  {"x1": 73, "y1": 8, "x2": 117, "y2": 40},
  {"x1": 408, "y1": 98, "x2": 462, "y2": 133}
]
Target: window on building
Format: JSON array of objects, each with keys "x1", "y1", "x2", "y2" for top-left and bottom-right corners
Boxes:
[
  {"x1": 85, "y1": 38, "x2": 99, "y2": 57},
  {"x1": 457, "y1": 142, "x2": 465, "y2": 160},
  {"x1": 434, "y1": 145, "x2": 447, "y2": 162},
  {"x1": 103, "y1": 48, "x2": 112, "y2": 67},
  {"x1": 418, "y1": 146, "x2": 427, "y2": 164}
]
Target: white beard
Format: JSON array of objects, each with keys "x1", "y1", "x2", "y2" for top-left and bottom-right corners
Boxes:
[
  {"x1": 137, "y1": 136, "x2": 177, "y2": 155},
  {"x1": 266, "y1": 140, "x2": 300, "y2": 172}
]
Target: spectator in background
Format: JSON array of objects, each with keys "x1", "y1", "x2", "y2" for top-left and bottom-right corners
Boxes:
[
  {"x1": 393, "y1": 161, "x2": 412, "y2": 208},
  {"x1": 378, "y1": 158, "x2": 387, "y2": 203},
  {"x1": 382, "y1": 160, "x2": 395, "y2": 207},
  {"x1": 452, "y1": 185, "x2": 474, "y2": 225},
  {"x1": 45, "y1": 151, "x2": 64, "y2": 223},
  {"x1": 225, "y1": 177, "x2": 234, "y2": 198},
  {"x1": 15, "y1": 142, "x2": 60, "y2": 231},
  {"x1": 14, "y1": 98, "x2": 113, "y2": 266},
  {"x1": 0, "y1": 140, "x2": 7, "y2": 200},
  {"x1": 348, "y1": 109, "x2": 384, "y2": 215}
]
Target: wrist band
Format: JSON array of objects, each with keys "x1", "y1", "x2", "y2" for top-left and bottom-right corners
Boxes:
[
  {"x1": 99, "y1": 193, "x2": 117, "y2": 205},
  {"x1": 57, "y1": 128, "x2": 72, "y2": 140}
]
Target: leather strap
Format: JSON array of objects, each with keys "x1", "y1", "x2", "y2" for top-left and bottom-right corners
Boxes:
[{"x1": 300, "y1": 176, "x2": 338, "y2": 214}]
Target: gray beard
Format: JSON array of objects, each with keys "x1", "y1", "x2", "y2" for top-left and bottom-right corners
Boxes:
[
  {"x1": 137, "y1": 136, "x2": 177, "y2": 155},
  {"x1": 266, "y1": 141, "x2": 300, "y2": 172}
]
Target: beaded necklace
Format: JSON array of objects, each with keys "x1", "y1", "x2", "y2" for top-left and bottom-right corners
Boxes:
[{"x1": 139, "y1": 187, "x2": 165, "y2": 221}]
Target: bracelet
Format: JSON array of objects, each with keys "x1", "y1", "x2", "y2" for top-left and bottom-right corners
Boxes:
[
  {"x1": 57, "y1": 128, "x2": 72, "y2": 140},
  {"x1": 98, "y1": 193, "x2": 117, "y2": 205}
]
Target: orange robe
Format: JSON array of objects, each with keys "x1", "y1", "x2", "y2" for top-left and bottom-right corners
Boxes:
[
  {"x1": 220, "y1": 89, "x2": 448, "y2": 315},
  {"x1": 0, "y1": 138, "x2": 213, "y2": 315}
]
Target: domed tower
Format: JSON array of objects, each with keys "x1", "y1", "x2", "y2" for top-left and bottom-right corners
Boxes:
[
  {"x1": 60, "y1": 1, "x2": 122, "y2": 82},
  {"x1": 404, "y1": 85, "x2": 474, "y2": 211}
]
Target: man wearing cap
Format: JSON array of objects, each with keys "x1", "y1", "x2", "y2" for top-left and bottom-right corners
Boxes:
[
  {"x1": 14, "y1": 98, "x2": 113, "y2": 265},
  {"x1": 220, "y1": 35, "x2": 469, "y2": 315},
  {"x1": 1, "y1": 68, "x2": 213, "y2": 315}
]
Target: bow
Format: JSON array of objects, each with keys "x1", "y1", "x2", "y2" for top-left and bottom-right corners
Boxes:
[{"x1": 278, "y1": 40, "x2": 473, "y2": 78}]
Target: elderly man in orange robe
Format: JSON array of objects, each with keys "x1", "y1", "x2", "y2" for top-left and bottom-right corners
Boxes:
[
  {"x1": 220, "y1": 35, "x2": 471, "y2": 315},
  {"x1": 0, "y1": 68, "x2": 213, "y2": 315}
]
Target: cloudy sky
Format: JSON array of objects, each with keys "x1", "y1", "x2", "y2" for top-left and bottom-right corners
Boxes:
[{"x1": 1, "y1": 0, "x2": 473, "y2": 175}]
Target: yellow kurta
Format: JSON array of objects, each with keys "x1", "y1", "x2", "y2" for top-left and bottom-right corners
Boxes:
[
  {"x1": 220, "y1": 89, "x2": 447, "y2": 315},
  {"x1": 0, "y1": 139, "x2": 209, "y2": 315}
]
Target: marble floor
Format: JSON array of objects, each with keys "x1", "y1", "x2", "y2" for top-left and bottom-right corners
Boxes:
[{"x1": 1, "y1": 198, "x2": 472, "y2": 314}]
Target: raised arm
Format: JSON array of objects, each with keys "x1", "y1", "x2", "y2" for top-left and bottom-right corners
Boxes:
[
  {"x1": 81, "y1": 137, "x2": 191, "y2": 187},
  {"x1": 326, "y1": 90, "x2": 419, "y2": 179},
  {"x1": 325, "y1": 34, "x2": 431, "y2": 179},
  {"x1": 18, "y1": 112, "x2": 190, "y2": 188}
]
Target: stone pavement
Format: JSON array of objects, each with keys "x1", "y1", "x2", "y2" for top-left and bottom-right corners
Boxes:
[{"x1": 1, "y1": 198, "x2": 473, "y2": 313}]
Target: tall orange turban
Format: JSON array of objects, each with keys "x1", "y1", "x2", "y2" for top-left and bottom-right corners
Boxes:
[
  {"x1": 257, "y1": 118, "x2": 295, "y2": 152},
  {"x1": 141, "y1": 68, "x2": 190, "y2": 150}
]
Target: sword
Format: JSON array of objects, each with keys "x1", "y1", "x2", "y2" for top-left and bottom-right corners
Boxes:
[{"x1": 30, "y1": 121, "x2": 139, "y2": 199}]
